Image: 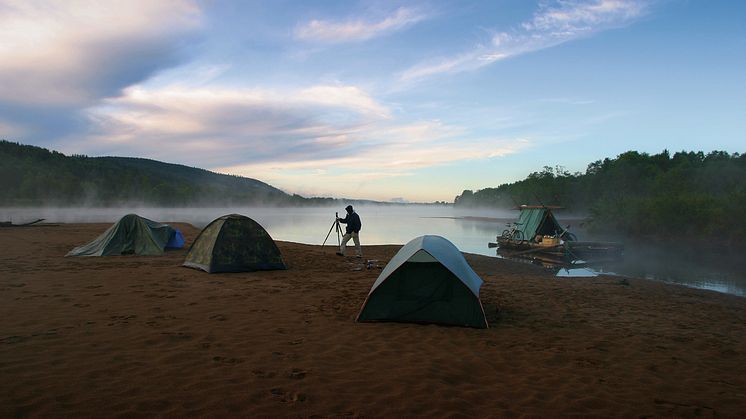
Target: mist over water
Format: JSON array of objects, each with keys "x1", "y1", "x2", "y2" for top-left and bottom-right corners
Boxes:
[
  {"x1": 2, "y1": 205, "x2": 745, "y2": 297},
  {"x1": 0, "y1": 205, "x2": 514, "y2": 253}
]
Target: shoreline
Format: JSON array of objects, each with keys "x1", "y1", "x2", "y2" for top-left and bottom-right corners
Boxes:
[{"x1": 2, "y1": 223, "x2": 745, "y2": 417}]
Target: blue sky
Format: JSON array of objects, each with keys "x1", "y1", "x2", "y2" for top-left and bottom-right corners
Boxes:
[{"x1": 1, "y1": 1, "x2": 744, "y2": 202}]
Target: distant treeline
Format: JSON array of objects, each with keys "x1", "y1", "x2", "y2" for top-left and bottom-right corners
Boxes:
[
  {"x1": 0, "y1": 140, "x2": 341, "y2": 207},
  {"x1": 455, "y1": 150, "x2": 746, "y2": 242}
]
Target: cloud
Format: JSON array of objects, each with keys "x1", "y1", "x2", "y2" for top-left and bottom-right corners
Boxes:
[
  {"x1": 0, "y1": 0, "x2": 202, "y2": 140},
  {"x1": 399, "y1": 54, "x2": 484, "y2": 83},
  {"x1": 400, "y1": 0, "x2": 648, "y2": 82},
  {"x1": 0, "y1": 119, "x2": 24, "y2": 138},
  {"x1": 82, "y1": 84, "x2": 393, "y2": 166},
  {"x1": 213, "y1": 120, "x2": 531, "y2": 191},
  {"x1": 216, "y1": 131, "x2": 530, "y2": 200},
  {"x1": 295, "y1": 7, "x2": 428, "y2": 43},
  {"x1": 524, "y1": 0, "x2": 646, "y2": 33},
  {"x1": 79, "y1": 83, "x2": 529, "y2": 191},
  {"x1": 0, "y1": 0, "x2": 201, "y2": 106}
]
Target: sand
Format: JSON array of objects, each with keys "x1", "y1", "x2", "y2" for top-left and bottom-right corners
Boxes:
[{"x1": 1, "y1": 223, "x2": 745, "y2": 418}]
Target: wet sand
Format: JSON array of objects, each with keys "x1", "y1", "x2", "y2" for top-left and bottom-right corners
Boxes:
[{"x1": 1, "y1": 223, "x2": 745, "y2": 417}]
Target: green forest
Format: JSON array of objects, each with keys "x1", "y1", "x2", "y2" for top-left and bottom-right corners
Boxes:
[
  {"x1": 454, "y1": 150, "x2": 746, "y2": 242},
  {"x1": 0, "y1": 140, "x2": 339, "y2": 207}
]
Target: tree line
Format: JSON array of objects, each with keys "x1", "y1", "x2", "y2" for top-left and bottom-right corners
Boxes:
[
  {"x1": 0, "y1": 140, "x2": 338, "y2": 207},
  {"x1": 454, "y1": 150, "x2": 746, "y2": 242}
]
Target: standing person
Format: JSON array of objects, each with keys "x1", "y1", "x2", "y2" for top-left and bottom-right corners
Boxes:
[{"x1": 336, "y1": 205, "x2": 362, "y2": 257}]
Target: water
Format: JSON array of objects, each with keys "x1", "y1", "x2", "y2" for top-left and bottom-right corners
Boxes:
[{"x1": 3, "y1": 205, "x2": 745, "y2": 297}]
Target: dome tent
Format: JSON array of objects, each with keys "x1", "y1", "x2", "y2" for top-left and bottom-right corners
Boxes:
[
  {"x1": 183, "y1": 214, "x2": 286, "y2": 273},
  {"x1": 357, "y1": 235, "x2": 488, "y2": 328},
  {"x1": 66, "y1": 214, "x2": 184, "y2": 257}
]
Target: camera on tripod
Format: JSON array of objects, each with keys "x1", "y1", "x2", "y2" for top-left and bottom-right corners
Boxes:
[{"x1": 322, "y1": 211, "x2": 342, "y2": 248}]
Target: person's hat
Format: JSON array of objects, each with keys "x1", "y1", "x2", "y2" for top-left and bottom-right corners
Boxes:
[{"x1": 345, "y1": 205, "x2": 353, "y2": 212}]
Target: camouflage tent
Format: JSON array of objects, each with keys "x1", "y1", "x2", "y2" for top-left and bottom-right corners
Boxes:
[
  {"x1": 183, "y1": 214, "x2": 286, "y2": 273},
  {"x1": 66, "y1": 213, "x2": 184, "y2": 257},
  {"x1": 357, "y1": 235, "x2": 488, "y2": 328}
]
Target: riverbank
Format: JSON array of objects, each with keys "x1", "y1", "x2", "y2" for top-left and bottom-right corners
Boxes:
[{"x1": 2, "y1": 223, "x2": 745, "y2": 417}]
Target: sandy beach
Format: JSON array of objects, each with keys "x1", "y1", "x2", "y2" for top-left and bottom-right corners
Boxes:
[{"x1": 1, "y1": 223, "x2": 745, "y2": 418}]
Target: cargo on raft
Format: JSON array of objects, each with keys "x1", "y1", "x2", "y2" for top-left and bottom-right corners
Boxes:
[{"x1": 488, "y1": 206, "x2": 624, "y2": 263}]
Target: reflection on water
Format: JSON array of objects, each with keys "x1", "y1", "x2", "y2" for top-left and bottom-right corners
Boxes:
[
  {"x1": 596, "y1": 243, "x2": 746, "y2": 297},
  {"x1": 2, "y1": 206, "x2": 745, "y2": 297},
  {"x1": 0, "y1": 206, "x2": 509, "y2": 254},
  {"x1": 555, "y1": 268, "x2": 598, "y2": 278}
]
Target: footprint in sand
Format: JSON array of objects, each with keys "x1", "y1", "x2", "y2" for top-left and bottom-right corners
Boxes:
[
  {"x1": 108, "y1": 315, "x2": 137, "y2": 325},
  {"x1": 252, "y1": 369, "x2": 276, "y2": 378},
  {"x1": 270, "y1": 388, "x2": 284, "y2": 396},
  {"x1": 1, "y1": 336, "x2": 27, "y2": 344},
  {"x1": 212, "y1": 356, "x2": 243, "y2": 364},
  {"x1": 161, "y1": 331, "x2": 192, "y2": 341},
  {"x1": 288, "y1": 368, "x2": 307, "y2": 379},
  {"x1": 270, "y1": 388, "x2": 307, "y2": 403}
]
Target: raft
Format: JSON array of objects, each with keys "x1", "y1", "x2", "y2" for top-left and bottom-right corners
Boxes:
[{"x1": 489, "y1": 205, "x2": 623, "y2": 262}]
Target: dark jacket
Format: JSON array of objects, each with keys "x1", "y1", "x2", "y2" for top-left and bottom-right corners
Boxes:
[{"x1": 338, "y1": 212, "x2": 361, "y2": 234}]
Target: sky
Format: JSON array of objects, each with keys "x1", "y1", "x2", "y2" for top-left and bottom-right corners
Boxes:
[{"x1": 1, "y1": 0, "x2": 744, "y2": 202}]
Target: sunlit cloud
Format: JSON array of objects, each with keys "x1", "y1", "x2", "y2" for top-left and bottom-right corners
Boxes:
[
  {"x1": 400, "y1": 0, "x2": 648, "y2": 82},
  {"x1": 399, "y1": 54, "x2": 482, "y2": 83},
  {"x1": 0, "y1": 0, "x2": 202, "y2": 107},
  {"x1": 295, "y1": 86, "x2": 391, "y2": 118},
  {"x1": 92, "y1": 83, "x2": 389, "y2": 136},
  {"x1": 82, "y1": 83, "x2": 392, "y2": 166},
  {"x1": 295, "y1": 7, "x2": 428, "y2": 43},
  {"x1": 216, "y1": 129, "x2": 530, "y2": 180},
  {"x1": 216, "y1": 134, "x2": 530, "y2": 201},
  {"x1": 80, "y1": 83, "x2": 530, "y2": 195},
  {"x1": 525, "y1": 0, "x2": 646, "y2": 33}
]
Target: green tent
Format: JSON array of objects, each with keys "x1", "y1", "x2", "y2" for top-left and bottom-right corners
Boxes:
[
  {"x1": 183, "y1": 214, "x2": 286, "y2": 273},
  {"x1": 357, "y1": 235, "x2": 488, "y2": 328},
  {"x1": 513, "y1": 207, "x2": 567, "y2": 241},
  {"x1": 66, "y1": 214, "x2": 181, "y2": 257}
]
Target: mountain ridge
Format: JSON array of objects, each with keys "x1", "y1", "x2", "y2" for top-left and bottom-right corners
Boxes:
[{"x1": 0, "y1": 140, "x2": 329, "y2": 206}]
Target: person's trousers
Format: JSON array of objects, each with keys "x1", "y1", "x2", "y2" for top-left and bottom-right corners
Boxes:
[{"x1": 340, "y1": 232, "x2": 362, "y2": 256}]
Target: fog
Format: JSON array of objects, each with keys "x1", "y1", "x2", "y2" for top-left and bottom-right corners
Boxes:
[
  {"x1": 3, "y1": 205, "x2": 744, "y2": 297},
  {"x1": 0, "y1": 205, "x2": 514, "y2": 253}
]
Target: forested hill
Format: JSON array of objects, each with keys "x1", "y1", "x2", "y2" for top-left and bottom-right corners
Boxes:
[
  {"x1": 0, "y1": 140, "x2": 333, "y2": 206},
  {"x1": 455, "y1": 150, "x2": 746, "y2": 241}
]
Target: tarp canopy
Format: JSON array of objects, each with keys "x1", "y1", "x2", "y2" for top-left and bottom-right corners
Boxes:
[
  {"x1": 183, "y1": 214, "x2": 286, "y2": 273},
  {"x1": 515, "y1": 207, "x2": 566, "y2": 241},
  {"x1": 66, "y1": 214, "x2": 183, "y2": 257},
  {"x1": 357, "y1": 235, "x2": 488, "y2": 328}
]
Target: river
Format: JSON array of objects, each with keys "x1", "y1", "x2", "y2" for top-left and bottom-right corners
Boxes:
[{"x1": 3, "y1": 205, "x2": 745, "y2": 297}]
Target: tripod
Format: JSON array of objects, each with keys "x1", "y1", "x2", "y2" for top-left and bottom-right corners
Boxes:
[{"x1": 321, "y1": 212, "x2": 342, "y2": 249}]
